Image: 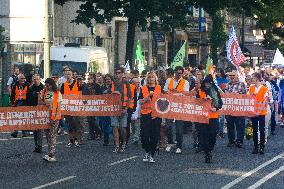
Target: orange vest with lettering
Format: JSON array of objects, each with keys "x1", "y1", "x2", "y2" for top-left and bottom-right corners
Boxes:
[
  {"x1": 168, "y1": 78, "x2": 186, "y2": 92},
  {"x1": 42, "y1": 90, "x2": 62, "y2": 121},
  {"x1": 141, "y1": 85, "x2": 161, "y2": 115},
  {"x1": 15, "y1": 85, "x2": 28, "y2": 101},
  {"x1": 249, "y1": 85, "x2": 267, "y2": 115},
  {"x1": 129, "y1": 84, "x2": 135, "y2": 109},
  {"x1": 64, "y1": 81, "x2": 80, "y2": 95},
  {"x1": 198, "y1": 89, "x2": 219, "y2": 119},
  {"x1": 111, "y1": 82, "x2": 129, "y2": 108}
]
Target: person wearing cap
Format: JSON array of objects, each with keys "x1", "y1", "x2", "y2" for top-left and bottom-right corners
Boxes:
[
  {"x1": 163, "y1": 66, "x2": 190, "y2": 154},
  {"x1": 225, "y1": 71, "x2": 247, "y2": 148}
]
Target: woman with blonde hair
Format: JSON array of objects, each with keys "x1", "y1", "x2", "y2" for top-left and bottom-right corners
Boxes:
[{"x1": 139, "y1": 72, "x2": 162, "y2": 163}]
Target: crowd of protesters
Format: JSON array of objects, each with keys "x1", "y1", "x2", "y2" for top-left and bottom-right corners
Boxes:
[{"x1": 5, "y1": 62, "x2": 284, "y2": 163}]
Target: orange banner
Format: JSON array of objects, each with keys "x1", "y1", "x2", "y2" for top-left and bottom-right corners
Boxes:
[
  {"x1": 219, "y1": 93, "x2": 257, "y2": 117},
  {"x1": 152, "y1": 94, "x2": 211, "y2": 124},
  {"x1": 61, "y1": 94, "x2": 122, "y2": 116},
  {"x1": 0, "y1": 105, "x2": 50, "y2": 131}
]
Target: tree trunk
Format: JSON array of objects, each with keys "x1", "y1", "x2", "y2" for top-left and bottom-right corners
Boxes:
[{"x1": 125, "y1": 18, "x2": 136, "y2": 69}]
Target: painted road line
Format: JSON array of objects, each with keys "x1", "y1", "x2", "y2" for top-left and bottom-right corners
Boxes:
[
  {"x1": 109, "y1": 156, "x2": 138, "y2": 166},
  {"x1": 31, "y1": 176, "x2": 76, "y2": 189},
  {"x1": 0, "y1": 139, "x2": 9, "y2": 141},
  {"x1": 221, "y1": 152, "x2": 284, "y2": 189},
  {"x1": 43, "y1": 142, "x2": 64, "y2": 147},
  {"x1": 247, "y1": 165, "x2": 284, "y2": 189}
]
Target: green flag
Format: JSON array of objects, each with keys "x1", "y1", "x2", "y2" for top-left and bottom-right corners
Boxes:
[
  {"x1": 170, "y1": 41, "x2": 186, "y2": 69},
  {"x1": 205, "y1": 56, "x2": 213, "y2": 76},
  {"x1": 135, "y1": 40, "x2": 145, "y2": 73}
]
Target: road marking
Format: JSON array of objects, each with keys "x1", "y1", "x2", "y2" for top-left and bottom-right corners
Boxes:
[
  {"x1": 247, "y1": 165, "x2": 284, "y2": 189},
  {"x1": 108, "y1": 156, "x2": 138, "y2": 166},
  {"x1": 0, "y1": 139, "x2": 9, "y2": 141},
  {"x1": 221, "y1": 152, "x2": 284, "y2": 189},
  {"x1": 31, "y1": 176, "x2": 76, "y2": 189},
  {"x1": 43, "y1": 142, "x2": 63, "y2": 147}
]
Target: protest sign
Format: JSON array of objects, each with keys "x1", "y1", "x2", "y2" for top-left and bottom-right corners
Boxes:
[
  {"x1": 152, "y1": 94, "x2": 211, "y2": 124},
  {"x1": 219, "y1": 93, "x2": 257, "y2": 117},
  {"x1": 0, "y1": 105, "x2": 50, "y2": 131},
  {"x1": 61, "y1": 94, "x2": 122, "y2": 116}
]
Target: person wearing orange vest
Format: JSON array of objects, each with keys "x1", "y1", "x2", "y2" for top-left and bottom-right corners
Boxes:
[
  {"x1": 111, "y1": 67, "x2": 132, "y2": 153},
  {"x1": 198, "y1": 75, "x2": 223, "y2": 163},
  {"x1": 10, "y1": 73, "x2": 29, "y2": 138},
  {"x1": 139, "y1": 71, "x2": 162, "y2": 163},
  {"x1": 60, "y1": 70, "x2": 82, "y2": 148},
  {"x1": 127, "y1": 77, "x2": 140, "y2": 144},
  {"x1": 39, "y1": 78, "x2": 62, "y2": 162},
  {"x1": 163, "y1": 66, "x2": 189, "y2": 154},
  {"x1": 248, "y1": 72, "x2": 268, "y2": 155}
]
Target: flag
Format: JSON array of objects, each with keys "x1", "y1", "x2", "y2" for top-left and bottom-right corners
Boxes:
[
  {"x1": 205, "y1": 56, "x2": 224, "y2": 93},
  {"x1": 272, "y1": 48, "x2": 284, "y2": 66},
  {"x1": 205, "y1": 56, "x2": 214, "y2": 77},
  {"x1": 170, "y1": 41, "x2": 186, "y2": 69},
  {"x1": 124, "y1": 60, "x2": 130, "y2": 73},
  {"x1": 226, "y1": 26, "x2": 246, "y2": 68},
  {"x1": 135, "y1": 40, "x2": 145, "y2": 73}
]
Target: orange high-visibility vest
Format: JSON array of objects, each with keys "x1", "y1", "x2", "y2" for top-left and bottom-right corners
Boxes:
[
  {"x1": 42, "y1": 90, "x2": 62, "y2": 121},
  {"x1": 141, "y1": 85, "x2": 161, "y2": 115},
  {"x1": 111, "y1": 82, "x2": 130, "y2": 108},
  {"x1": 63, "y1": 81, "x2": 80, "y2": 95},
  {"x1": 15, "y1": 85, "x2": 28, "y2": 101},
  {"x1": 249, "y1": 85, "x2": 268, "y2": 115},
  {"x1": 168, "y1": 78, "x2": 186, "y2": 92},
  {"x1": 129, "y1": 84, "x2": 135, "y2": 109},
  {"x1": 198, "y1": 89, "x2": 219, "y2": 119}
]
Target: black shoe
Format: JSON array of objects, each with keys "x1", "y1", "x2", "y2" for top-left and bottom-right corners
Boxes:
[
  {"x1": 103, "y1": 142, "x2": 109, "y2": 146},
  {"x1": 218, "y1": 133, "x2": 225, "y2": 138},
  {"x1": 252, "y1": 148, "x2": 259, "y2": 154},
  {"x1": 235, "y1": 141, "x2": 243, "y2": 148},
  {"x1": 205, "y1": 153, "x2": 212, "y2": 163},
  {"x1": 33, "y1": 148, "x2": 42, "y2": 153},
  {"x1": 11, "y1": 133, "x2": 17, "y2": 138},
  {"x1": 259, "y1": 147, "x2": 265, "y2": 154},
  {"x1": 227, "y1": 142, "x2": 235, "y2": 148},
  {"x1": 22, "y1": 134, "x2": 28, "y2": 138}
]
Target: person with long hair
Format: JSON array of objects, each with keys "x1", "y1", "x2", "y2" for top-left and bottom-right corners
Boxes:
[
  {"x1": 39, "y1": 78, "x2": 62, "y2": 162},
  {"x1": 139, "y1": 72, "x2": 162, "y2": 163},
  {"x1": 198, "y1": 74, "x2": 223, "y2": 163}
]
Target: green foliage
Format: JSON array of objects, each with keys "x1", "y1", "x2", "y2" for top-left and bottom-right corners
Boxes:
[
  {"x1": 89, "y1": 60, "x2": 99, "y2": 73},
  {"x1": 208, "y1": 12, "x2": 227, "y2": 65}
]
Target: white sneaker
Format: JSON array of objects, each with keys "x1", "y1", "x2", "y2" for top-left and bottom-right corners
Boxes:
[
  {"x1": 143, "y1": 153, "x2": 149, "y2": 162},
  {"x1": 149, "y1": 155, "x2": 155, "y2": 163},
  {"x1": 43, "y1": 155, "x2": 56, "y2": 162},
  {"x1": 176, "y1": 148, "x2": 182, "y2": 154},
  {"x1": 165, "y1": 145, "x2": 172, "y2": 152},
  {"x1": 74, "y1": 140, "x2": 80, "y2": 147},
  {"x1": 65, "y1": 142, "x2": 73, "y2": 148}
]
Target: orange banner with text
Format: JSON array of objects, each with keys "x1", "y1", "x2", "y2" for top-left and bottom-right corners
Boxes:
[
  {"x1": 152, "y1": 94, "x2": 211, "y2": 124},
  {"x1": 61, "y1": 94, "x2": 122, "y2": 116},
  {"x1": 219, "y1": 93, "x2": 259, "y2": 117},
  {"x1": 0, "y1": 105, "x2": 50, "y2": 131}
]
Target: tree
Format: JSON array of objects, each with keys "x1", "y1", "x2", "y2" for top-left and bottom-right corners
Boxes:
[
  {"x1": 55, "y1": 0, "x2": 193, "y2": 69},
  {"x1": 208, "y1": 11, "x2": 227, "y2": 64}
]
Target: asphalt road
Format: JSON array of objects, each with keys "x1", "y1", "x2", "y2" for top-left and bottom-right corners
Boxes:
[{"x1": 0, "y1": 125, "x2": 283, "y2": 189}]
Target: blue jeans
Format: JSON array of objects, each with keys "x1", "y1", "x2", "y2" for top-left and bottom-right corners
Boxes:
[
  {"x1": 218, "y1": 115, "x2": 225, "y2": 134},
  {"x1": 226, "y1": 116, "x2": 245, "y2": 143},
  {"x1": 175, "y1": 120, "x2": 184, "y2": 149}
]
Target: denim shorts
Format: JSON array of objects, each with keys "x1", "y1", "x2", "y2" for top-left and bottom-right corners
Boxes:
[{"x1": 111, "y1": 113, "x2": 128, "y2": 128}]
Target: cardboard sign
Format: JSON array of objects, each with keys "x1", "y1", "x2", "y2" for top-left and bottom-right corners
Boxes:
[
  {"x1": 61, "y1": 94, "x2": 122, "y2": 116},
  {"x1": 0, "y1": 105, "x2": 50, "y2": 131},
  {"x1": 152, "y1": 94, "x2": 211, "y2": 124},
  {"x1": 219, "y1": 93, "x2": 257, "y2": 117}
]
